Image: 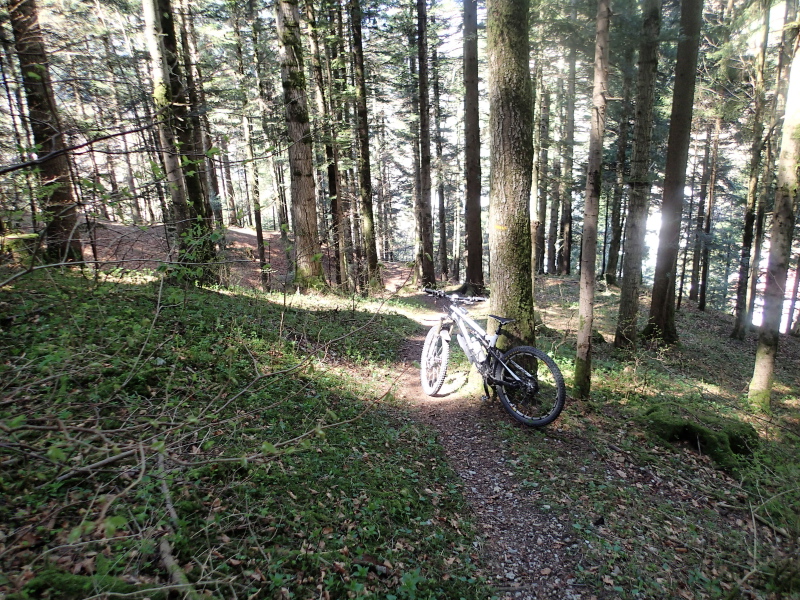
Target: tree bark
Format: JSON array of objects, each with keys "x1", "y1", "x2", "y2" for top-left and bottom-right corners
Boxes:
[
  {"x1": 463, "y1": 0, "x2": 484, "y2": 292},
  {"x1": 689, "y1": 125, "x2": 712, "y2": 301},
  {"x1": 614, "y1": 0, "x2": 661, "y2": 349},
  {"x1": 748, "y1": 37, "x2": 800, "y2": 410},
  {"x1": 487, "y1": 0, "x2": 535, "y2": 346},
  {"x1": 642, "y1": 0, "x2": 703, "y2": 345},
  {"x1": 559, "y1": 3, "x2": 577, "y2": 276},
  {"x1": 8, "y1": 0, "x2": 82, "y2": 262},
  {"x1": 699, "y1": 117, "x2": 721, "y2": 311},
  {"x1": 574, "y1": 0, "x2": 609, "y2": 398},
  {"x1": 275, "y1": 0, "x2": 323, "y2": 284},
  {"x1": 787, "y1": 248, "x2": 800, "y2": 337},
  {"x1": 414, "y1": 0, "x2": 436, "y2": 286},
  {"x1": 433, "y1": 31, "x2": 448, "y2": 280},
  {"x1": 349, "y1": 0, "x2": 380, "y2": 285},
  {"x1": 534, "y1": 89, "x2": 550, "y2": 274},
  {"x1": 144, "y1": 0, "x2": 215, "y2": 272},
  {"x1": 731, "y1": 0, "x2": 770, "y2": 339},
  {"x1": 605, "y1": 49, "x2": 633, "y2": 286},
  {"x1": 178, "y1": 0, "x2": 219, "y2": 225}
]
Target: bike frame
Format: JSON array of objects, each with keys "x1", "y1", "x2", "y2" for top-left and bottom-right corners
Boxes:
[{"x1": 437, "y1": 298, "x2": 526, "y2": 389}]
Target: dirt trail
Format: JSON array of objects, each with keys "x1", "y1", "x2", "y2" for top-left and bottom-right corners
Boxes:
[{"x1": 396, "y1": 303, "x2": 595, "y2": 600}]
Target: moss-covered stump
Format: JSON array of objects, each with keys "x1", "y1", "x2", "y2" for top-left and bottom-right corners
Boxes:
[
  {"x1": 2, "y1": 233, "x2": 40, "y2": 263},
  {"x1": 8, "y1": 569, "x2": 167, "y2": 600},
  {"x1": 638, "y1": 405, "x2": 759, "y2": 472}
]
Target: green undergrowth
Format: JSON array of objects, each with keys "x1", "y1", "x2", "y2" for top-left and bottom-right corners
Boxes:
[
  {"x1": 494, "y1": 287, "x2": 800, "y2": 600},
  {"x1": 0, "y1": 271, "x2": 489, "y2": 599}
]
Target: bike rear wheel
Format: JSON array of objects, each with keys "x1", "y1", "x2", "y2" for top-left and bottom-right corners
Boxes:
[
  {"x1": 420, "y1": 326, "x2": 450, "y2": 396},
  {"x1": 494, "y1": 346, "x2": 565, "y2": 426}
]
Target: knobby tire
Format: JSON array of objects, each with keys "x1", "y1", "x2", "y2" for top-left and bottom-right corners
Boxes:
[
  {"x1": 494, "y1": 346, "x2": 565, "y2": 426},
  {"x1": 420, "y1": 326, "x2": 450, "y2": 396}
]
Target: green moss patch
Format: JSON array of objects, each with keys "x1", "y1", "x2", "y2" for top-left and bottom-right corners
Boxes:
[
  {"x1": 638, "y1": 404, "x2": 759, "y2": 472},
  {"x1": 9, "y1": 569, "x2": 165, "y2": 600}
]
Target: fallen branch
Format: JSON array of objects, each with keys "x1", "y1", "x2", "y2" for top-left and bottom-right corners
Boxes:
[
  {"x1": 55, "y1": 449, "x2": 137, "y2": 482},
  {"x1": 158, "y1": 536, "x2": 203, "y2": 600},
  {"x1": 716, "y1": 502, "x2": 791, "y2": 539}
]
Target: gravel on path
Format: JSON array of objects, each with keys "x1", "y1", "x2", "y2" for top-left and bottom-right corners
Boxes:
[{"x1": 396, "y1": 310, "x2": 599, "y2": 600}]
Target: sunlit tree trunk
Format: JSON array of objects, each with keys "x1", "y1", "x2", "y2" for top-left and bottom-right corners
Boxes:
[
  {"x1": 144, "y1": 0, "x2": 215, "y2": 271},
  {"x1": 614, "y1": 0, "x2": 661, "y2": 348},
  {"x1": 747, "y1": 0, "x2": 798, "y2": 326},
  {"x1": 487, "y1": 0, "x2": 534, "y2": 346},
  {"x1": 575, "y1": 0, "x2": 609, "y2": 397},
  {"x1": 643, "y1": 0, "x2": 702, "y2": 344},
  {"x1": 8, "y1": 0, "x2": 82, "y2": 262},
  {"x1": 748, "y1": 38, "x2": 800, "y2": 410},
  {"x1": 275, "y1": 0, "x2": 323, "y2": 284}
]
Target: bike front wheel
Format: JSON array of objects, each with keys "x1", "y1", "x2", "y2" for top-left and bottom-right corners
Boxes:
[
  {"x1": 494, "y1": 346, "x2": 565, "y2": 426},
  {"x1": 420, "y1": 326, "x2": 450, "y2": 396}
]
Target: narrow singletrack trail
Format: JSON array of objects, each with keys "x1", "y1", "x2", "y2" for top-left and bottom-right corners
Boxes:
[{"x1": 395, "y1": 304, "x2": 597, "y2": 600}]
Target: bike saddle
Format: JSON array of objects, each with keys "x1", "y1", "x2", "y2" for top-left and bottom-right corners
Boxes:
[{"x1": 489, "y1": 315, "x2": 516, "y2": 326}]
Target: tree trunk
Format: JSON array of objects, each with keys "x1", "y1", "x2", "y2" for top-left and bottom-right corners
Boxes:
[
  {"x1": 614, "y1": 0, "x2": 661, "y2": 348},
  {"x1": 414, "y1": 0, "x2": 436, "y2": 286},
  {"x1": 559, "y1": 4, "x2": 577, "y2": 276},
  {"x1": 433, "y1": 32, "x2": 448, "y2": 280},
  {"x1": 676, "y1": 161, "x2": 697, "y2": 311},
  {"x1": 305, "y1": 0, "x2": 343, "y2": 286},
  {"x1": 699, "y1": 117, "x2": 721, "y2": 310},
  {"x1": 349, "y1": 0, "x2": 380, "y2": 286},
  {"x1": 731, "y1": 0, "x2": 770, "y2": 339},
  {"x1": 144, "y1": 0, "x2": 214, "y2": 274},
  {"x1": 642, "y1": 0, "x2": 702, "y2": 345},
  {"x1": 275, "y1": 0, "x2": 323, "y2": 284},
  {"x1": 463, "y1": 0, "x2": 484, "y2": 292},
  {"x1": 605, "y1": 48, "x2": 633, "y2": 286},
  {"x1": 689, "y1": 125, "x2": 712, "y2": 300},
  {"x1": 747, "y1": 0, "x2": 798, "y2": 326},
  {"x1": 548, "y1": 153, "x2": 561, "y2": 275},
  {"x1": 487, "y1": 0, "x2": 534, "y2": 346},
  {"x1": 178, "y1": 0, "x2": 217, "y2": 225},
  {"x1": 534, "y1": 89, "x2": 550, "y2": 274},
  {"x1": 219, "y1": 136, "x2": 238, "y2": 226},
  {"x1": 328, "y1": 1, "x2": 353, "y2": 287},
  {"x1": 748, "y1": 37, "x2": 800, "y2": 409},
  {"x1": 8, "y1": 0, "x2": 82, "y2": 262},
  {"x1": 574, "y1": 0, "x2": 609, "y2": 398},
  {"x1": 787, "y1": 248, "x2": 800, "y2": 336}
]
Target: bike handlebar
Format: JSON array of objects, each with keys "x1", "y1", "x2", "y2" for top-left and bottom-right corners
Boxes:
[{"x1": 423, "y1": 288, "x2": 487, "y2": 304}]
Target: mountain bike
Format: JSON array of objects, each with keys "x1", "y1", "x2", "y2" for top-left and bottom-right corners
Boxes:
[{"x1": 420, "y1": 288, "x2": 566, "y2": 427}]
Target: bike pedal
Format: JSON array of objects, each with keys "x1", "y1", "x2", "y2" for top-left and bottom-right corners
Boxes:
[{"x1": 480, "y1": 395, "x2": 490, "y2": 402}]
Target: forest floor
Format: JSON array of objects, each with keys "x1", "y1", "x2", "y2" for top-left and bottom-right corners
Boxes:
[{"x1": 1, "y1": 222, "x2": 799, "y2": 599}]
